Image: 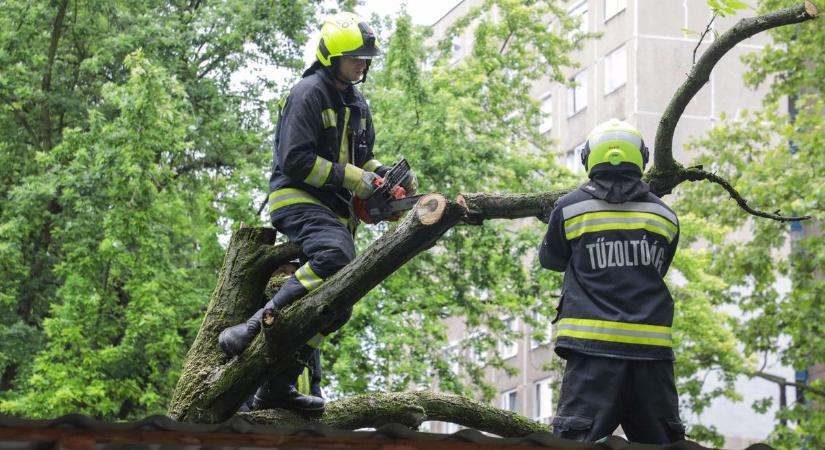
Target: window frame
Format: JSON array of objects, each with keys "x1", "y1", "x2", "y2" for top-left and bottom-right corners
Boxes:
[
  {"x1": 530, "y1": 309, "x2": 554, "y2": 349},
  {"x1": 534, "y1": 377, "x2": 554, "y2": 423},
  {"x1": 567, "y1": 1, "x2": 589, "y2": 39},
  {"x1": 604, "y1": 45, "x2": 627, "y2": 95},
  {"x1": 604, "y1": 0, "x2": 627, "y2": 22},
  {"x1": 567, "y1": 70, "x2": 588, "y2": 117},
  {"x1": 538, "y1": 92, "x2": 553, "y2": 134},
  {"x1": 499, "y1": 317, "x2": 519, "y2": 359},
  {"x1": 502, "y1": 388, "x2": 519, "y2": 412}
]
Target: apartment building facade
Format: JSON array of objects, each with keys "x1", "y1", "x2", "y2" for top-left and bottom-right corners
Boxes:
[{"x1": 422, "y1": 1, "x2": 788, "y2": 446}]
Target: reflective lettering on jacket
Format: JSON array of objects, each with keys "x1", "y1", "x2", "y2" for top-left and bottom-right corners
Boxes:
[{"x1": 539, "y1": 186, "x2": 680, "y2": 360}]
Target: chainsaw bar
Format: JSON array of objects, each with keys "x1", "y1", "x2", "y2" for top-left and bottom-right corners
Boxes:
[{"x1": 369, "y1": 194, "x2": 423, "y2": 217}]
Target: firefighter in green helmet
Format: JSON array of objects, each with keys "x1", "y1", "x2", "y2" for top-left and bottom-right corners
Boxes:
[
  {"x1": 539, "y1": 119, "x2": 685, "y2": 443},
  {"x1": 218, "y1": 12, "x2": 417, "y2": 413}
]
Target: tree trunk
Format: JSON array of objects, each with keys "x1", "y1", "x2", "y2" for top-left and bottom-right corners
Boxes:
[{"x1": 168, "y1": 227, "x2": 301, "y2": 422}]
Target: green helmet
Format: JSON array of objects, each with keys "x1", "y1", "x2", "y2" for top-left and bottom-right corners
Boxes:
[
  {"x1": 580, "y1": 119, "x2": 649, "y2": 175},
  {"x1": 316, "y1": 12, "x2": 379, "y2": 67}
]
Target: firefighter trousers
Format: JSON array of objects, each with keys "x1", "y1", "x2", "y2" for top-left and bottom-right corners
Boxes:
[
  {"x1": 267, "y1": 204, "x2": 355, "y2": 391},
  {"x1": 552, "y1": 351, "x2": 685, "y2": 444}
]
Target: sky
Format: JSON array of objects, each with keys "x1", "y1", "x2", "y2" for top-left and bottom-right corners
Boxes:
[
  {"x1": 356, "y1": 0, "x2": 461, "y2": 26},
  {"x1": 298, "y1": 0, "x2": 461, "y2": 65}
]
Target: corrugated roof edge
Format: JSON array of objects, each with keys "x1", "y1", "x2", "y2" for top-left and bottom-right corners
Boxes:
[{"x1": 0, "y1": 414, "x2": 776, "y2": 450}]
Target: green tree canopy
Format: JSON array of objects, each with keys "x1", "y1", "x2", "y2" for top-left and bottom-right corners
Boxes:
[{"x1": 0, "y1": 0, "x2": 319, "y2": 418}]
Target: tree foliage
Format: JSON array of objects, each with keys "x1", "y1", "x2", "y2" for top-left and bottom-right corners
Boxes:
[
  {"x1": 323, "y1": 1, "x2": 585, "y2": 402},
  {"x1": 675, "y1": 0, "x2": 825, "y2": 446},
  {"x1": 0, "y1": 0, "x2": 319, "y2": 418},
  {"x1": 0, "y1": 0, "x2": 820, "y2": 446}
]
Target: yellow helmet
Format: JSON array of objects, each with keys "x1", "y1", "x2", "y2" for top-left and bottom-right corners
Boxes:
[
  {"x1": 317, "y1": 12, "x2": 379, "y2": 67},
  {"x1": 580, "y1": 119, "x2": 649, "y2": 175}
]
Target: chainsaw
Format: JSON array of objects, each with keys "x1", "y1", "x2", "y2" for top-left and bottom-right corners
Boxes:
[{"x1": 354, "y1": 158, "x2": 422, "y2": 224}]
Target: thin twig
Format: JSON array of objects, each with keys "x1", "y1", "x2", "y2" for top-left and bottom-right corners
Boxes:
[
  {"x1": 683, "y1": 167, "x2": 811, "y2": 221},
  {"x1": 752, "y1": 371, "x2": 825, "y2": 398},
  {"x1": 693, "y1": 11, "x2": 719, "y2": 65}
]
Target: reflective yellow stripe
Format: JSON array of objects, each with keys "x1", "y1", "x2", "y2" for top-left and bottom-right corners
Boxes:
[
  {"x1": 339, "y1": 107, "x2": 351, "y2": 164},
  {"x1": 363, "y1": 159, "x2": 382, "y2": 172},
  {"x1": 267, "y1": 189, "x2": 349, "y2": 227},
  {"x1": 268, "y1": 188, "x2": 326, "y2": 212},
  {"x1": 296, "y1": 367, "x2": 311, "y2": 396},
  {"x1": 307, "y1": 333, "x2": 325, "y2": 349},
  {"x1": 304, "y1": 156, "x2": 333, "y2": 188},
  {"x1": 295, "y1": 263, "x2": 324, "y2": 292},
  {"x1": 557, "y1": 318, "x2": 673, "y2": 347},
  {"x1": 321, "y1": 109, "x2": 336, "y2": 128},
  {"x1": 566, "y1": 211, "x2": 678, "y2": 234},
  {"x1": 564, "y1": 211, "x2": 677, "y2": 242}
]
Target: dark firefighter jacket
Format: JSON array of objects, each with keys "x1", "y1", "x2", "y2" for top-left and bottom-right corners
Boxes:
[
  {"x1": 539, "y1": 169, "x2": 680, "y2": 361},
  {"x1": 268, "y1": 63, "x2": 387, "y2": 221}
]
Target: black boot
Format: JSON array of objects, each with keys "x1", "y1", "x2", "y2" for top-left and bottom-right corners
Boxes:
[
  {"x1": 252, "y1": 381, "x2": 325, "y2": 413},
  {"x1": 218, "y1": 308, "x2": 263, "y2": 356},
  {"x1": 309, "y1": 348, "x2": 324, "y2": 398},
  {"x1": 252, "y1": 350, "x2": 325, "y2": 413}
]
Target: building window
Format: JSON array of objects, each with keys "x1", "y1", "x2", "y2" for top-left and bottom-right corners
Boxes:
[
  {"x1": 499, "y1": 317, "x2": 519, "y2": 359},
  {"x1": 451, "y1": 35, "x2": 462, "y2": 54},
  {"x1": 450, "y1": 35, "x2": 463, "y2": 64},
  {"x1": 564, "y1": 143, "x2": 585, "y2": 173},
  {"x1": 445, "y1": 343, "x2": 461, "y2": 375},
  {"x1": 468, "y1": 331, "x2": 487, "y2": 365},
  {"x1": 604, "y1": 0, "x2": 627, "y2": 21},
  {"x1": 534, "y1": 377, "x2": 554, "y2": 423},
  {"x1": 538, "y1": 93, "x2": 553, "y2": 134},
  {"x1": 604, "y1": 45, "x2": 627, "y2": 94},
  {"x1": 567, "y1": 70, "x2": 587, "y2": 117},
  {"x1": 568, "y1": 1, "x2": 589, "y2": 39},
  {"x1": 530, "y1": 309, "x2": 553, "y2": 349},
  {"x1": 502, "y1": 389, "x2": 518, "y2": 412}
]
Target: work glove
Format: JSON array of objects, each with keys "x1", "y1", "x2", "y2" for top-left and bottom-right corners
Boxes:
[
  {"x1": 343, "y1": 163, "x2": 380, "y2": 200},
  {"x1": 400, "y1": 169, "x2": 418, "y2": 196}
]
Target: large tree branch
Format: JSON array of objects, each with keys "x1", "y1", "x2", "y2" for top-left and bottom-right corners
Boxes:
[
  {"x1": 653, "y1": 1, "x2": 818, "y2": 175},
  {"x1": 40, "y1": 0, "x2": 70, "y2": 151},
  {"x1": 0, "y1": 93, "x2": 41, "y2": 149},
  {"x1": 241, "y1": 392, "x2": 549, "y2": 437},
  {"x1": 169, "y1": 194, "x2": 468, "y2": 423}
]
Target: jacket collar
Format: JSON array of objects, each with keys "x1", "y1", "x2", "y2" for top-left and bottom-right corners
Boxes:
[
  {"x1": 304, "y1": 62, "x2": 359, "y2": 107},
  {"x1": 580, "y1": 170, "x2": 650, "y2": 203}
]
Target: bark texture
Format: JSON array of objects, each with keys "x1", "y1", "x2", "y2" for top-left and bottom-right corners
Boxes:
[
  {"x1": 240, "y1": 391, "x2": 549, "y2": 437},
  {"x1": 168, "y1": 228, "x2": 302, "y2": 423}
]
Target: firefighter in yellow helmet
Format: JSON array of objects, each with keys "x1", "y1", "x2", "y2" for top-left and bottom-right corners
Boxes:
[
  {"x1": 218, "y1": 12, "x2": 417, "y2": 413},
  {"x1": 539, "y1": 119, "x2": 685, "y2": 443}
]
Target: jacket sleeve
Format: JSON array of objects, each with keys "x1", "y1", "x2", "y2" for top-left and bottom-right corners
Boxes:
[
  {"x1": 538, "y1": 204, "x2": 570, "y2": 272},
  {"x1": 661, "y1": 216, "x2": 680, "y2": 276},
  {"x1": 276, "y1": 86, "x2": 347, "y2": 190}
]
